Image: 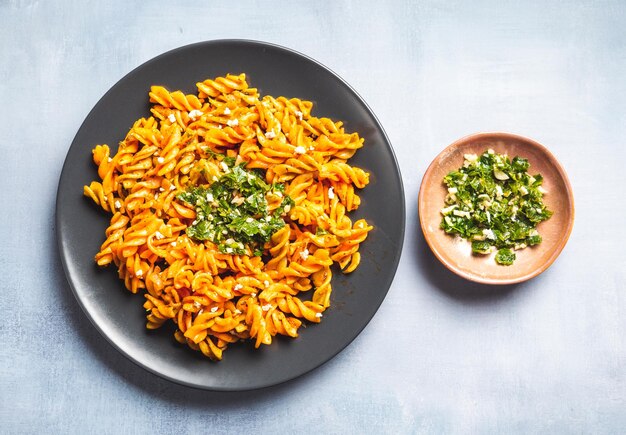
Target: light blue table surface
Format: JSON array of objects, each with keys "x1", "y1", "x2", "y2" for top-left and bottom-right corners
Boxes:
[{"x1": 2, "y1": 1, "x2": 625, "y2": 433}]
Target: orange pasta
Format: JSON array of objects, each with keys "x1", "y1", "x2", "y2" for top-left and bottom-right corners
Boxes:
[{"x1": 84, "y1": 73, "x2": 372, "y2": 361}]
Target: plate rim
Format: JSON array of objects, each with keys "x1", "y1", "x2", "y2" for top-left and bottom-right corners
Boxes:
[
  {"x1": 418, "y1": 131, "x2": 574, "y2": 285},
  {"x1": 55, "y1": 39, "x2": 406, "y2": 390}
]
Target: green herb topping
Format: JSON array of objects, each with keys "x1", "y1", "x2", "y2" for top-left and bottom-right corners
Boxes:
[
  {"x1": 440, "y1": 149, "x2": 553, "y2": 265},
  {"x1": 177, "y1": 157, "x2": 294, "y2": 256}
]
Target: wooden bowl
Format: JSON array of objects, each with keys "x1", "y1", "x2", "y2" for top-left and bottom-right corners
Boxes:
[{"x1": 418, "y1": 132, "x2": 574, "y2": 285}]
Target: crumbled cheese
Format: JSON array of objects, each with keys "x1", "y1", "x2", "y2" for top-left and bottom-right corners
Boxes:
[
  {"x1": 169, "y1": 184, "x2": 176, "y2": 191},
  {"x1": 294, "y1": 110, "x2": 303, "y2": 120},
  {"x1": 464, "y1": 153, "x2": 478, "y2": 163},
  {"x1": 225, "y1": 238, "x2": 235, "y2": 244},
  {"x1": 251, "y1": 293, "x2": 257, "y2": 298},
  {"x1": 205, "y1": 192, "x2": 214, "y2": 202},
  {"x1": 170, "y1": 241, "x2": 177, "y2": 247},
  {"x1": 226, "y1": 247, "x2": 233, "y2": 254},
  {"x1": 159, "y1": 187, "x2": 165, "y2": 192},
  {"x1": 155, "y1": 231, "x2": 164, "y2": 240},
  {"x1": 262, "y1": 304, "x2": 272, "y2": 311},
  {"x1": 246, "y1": 217, "x2": 253, "y2": 223},
  {"x1": 274, "y1": 191, "x2": 283, "y2": 198},
  {"x1": 114, "y1": 200, "x2": 122, "y2": 209},
  {"x1": 226, "y1": 118, "x2": 239, "y2": 127},
  {"x1": 440, "y1": 205, "x2": 457, "y2": 215},
  {"x1": 315, "y1": 312, "x2": 323, "y2": 318},
  {"x1": 223, "y1": 107, "x2": 231, "y2": 115},
  {"x1": 210, "y1": 306, "x2": 219, "y2": 313},
  {"x1": 157, "y1": 157, "x2": 165, "y2": 164},
  {"x1": 482, "y1": 229, "x2": 496, "y2": 240},
  {"x1": 294, "y1": 145, "x2": 306, "y2": 155},
  {"x1": 309, "y1": 146, "x2": 315, "y2": 151},
  {"x1": 284, "y1": 204, "x2": 291, "y2": 213},
  {"x1": 154, "y1": 193, "x2": 159, "y2": 200},
  {"x1": 453, "y1": 209, "x2": 471, "y2": 218},
  {"x1": 299, "y1": 249, "x2": 309, "y2": 260},
  {"x1": 265, "y1": 131, "x2": 276, "y2": 139},
  {"x1": 234, "y1": 309, "x2": 242, "y2": 314},
  {"x1": 448, "y1": 187, "x2": 458, "y2": 194},
  {"x1": 222, "y1": 229, "x2": 228, "y2": 235},
  {"x1": 168, "y1": 114, "x2": 176, "y2": 123},
  {"x1": 233, "y1": 284, "x2": 243, "y2": 291},
  {"x1": 220, "y1": 161, "x2": 229, "y2": 172},
  {"x1": 263, "y1": 280, "x2": 270, "y2": 288},
  {"x1": 188, "y1": 109, "x2": 203, "y2": 120},
  {"x1": 327, "y1": 187, "x2": 335, "y2": 199},
  {"x1": 107, "y1": 157, "x2": 112, "y2": 162},
  {"x1": 135, "y1": 269, "x2": 143, "y2": 277}
]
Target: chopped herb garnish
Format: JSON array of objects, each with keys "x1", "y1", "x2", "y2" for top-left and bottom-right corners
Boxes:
[
  {"x1": 440, "y1": 149, "x2": 553, "y2": 265},
  {"x1": 177, "y1": 157, "x2": 293, "y2": 256}
]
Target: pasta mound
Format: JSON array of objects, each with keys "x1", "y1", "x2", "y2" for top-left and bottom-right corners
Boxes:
[{"x1": 83, "y1": 73, "x2": 372, "y2": 361}]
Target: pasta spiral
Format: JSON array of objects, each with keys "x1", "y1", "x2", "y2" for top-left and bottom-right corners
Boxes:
[{"x1": 84, "y1": 73, "x2": 372, "y2": 361}]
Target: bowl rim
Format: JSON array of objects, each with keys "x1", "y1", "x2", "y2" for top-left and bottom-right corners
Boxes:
[{"x1": 418, "y1": 131, "x2": 575, "y2": 285}]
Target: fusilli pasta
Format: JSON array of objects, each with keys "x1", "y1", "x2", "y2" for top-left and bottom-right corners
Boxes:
[{"x1": 84, "y1": 73, "x2": 372, "y2": 360}]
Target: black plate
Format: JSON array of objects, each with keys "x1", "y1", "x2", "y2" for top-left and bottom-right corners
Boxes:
[{"x1": 56, "y1": 40, "x2": 405, "y2": 391}]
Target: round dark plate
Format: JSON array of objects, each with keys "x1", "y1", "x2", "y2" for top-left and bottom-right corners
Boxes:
[{"x1": 56, "y1": 40, "x2": 405, "y2": 391}]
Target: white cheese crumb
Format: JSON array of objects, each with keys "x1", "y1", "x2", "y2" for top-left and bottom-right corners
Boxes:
[
  {"x1": 155, "y1": 231, "x2": 164, "y2": 240},
  {"x1": 226, "y1": 238, "x2": 234, "y2": 244},
  {"x1": 262, "y1": 304, "x2": 272, "y2": 311},
  {"x1": 294, "y1": 110, "x2": 303, "y2": 120},
  {"x1": 225, "y1": 247, "x2": 233, "y2": 254},
  {"x1": 223, "y1": 107, "x2": 231, "y2": 115},
  {"x1": 294, "y1": 145, "x2": 306, "y2": 155},
  {"x1": 463, "y1": 153, "x2": 478, "y2": 163},
  {"x1": 482, "y1": 229, "x2": 496, "y2": 240},
  {"x1": 188, "y1": 109, "x2": 203, "y2": 120},
  {"x1": 440, "y1": 205, "x2": 457, "y2": 215},
  {"x1": 263, "y1": 280, "x2": 270, "y2": 288},
  {"x1": 170, "y1": 184, "x2": 176, "y2": 191},
  {"x1": 234, "y1": 309, "x2": 242, "y2": 315},
  {"x1": 246, "y1": 217, "x2": 254, "y2": 223},
  {"x1": 309, "y1": 146, "x2": 315, "y2": 151},
  {"x1": 168, "y1": 114, "x2": 176, "y2": 123},
  {"x1": 191, "y1": 220, "x2": 197, "y2": 225},
  {"x1": 157, "y1": 157, "x2": 165, "y2": 164},
  {"x1": 227, "y1": 118, "x2": 239, "y2": 127},
  {"x1": 222, "y1": 229, "x2": 228, "y2": 235},
  {"x1": 327, "y1": 187, "x2": 335, "y2": 199},
  {"x1": 107, "y1": 157, "x2": 112, "y2": 162},
  {"x1": 114, "y1": 200, "x2": 122, "y2": 209},
  {"x1": 251, "y1": 293, "x2": 256, "y2": 298},
  {"x1": 210, "y1": 306, "x2": 219, "y2": 313},
  {"x1": 448, "y1": 187, "x2": 458, "y2": 194},
  {"x1": 299, "y1": 249, "x2": 309, "y2": 260},
  {"x1": 170, "y1": 241, "x2": 177, "y2": 247},
  {"x1": 205, "y1": 193, "x2": 214, "y2": 202},
  {"x1": 135, "y1": 269, "x2": 143, "y2": 277},
  {"x1": 284, "y1": 204, "x2": 291, "y2": 213},
  {"x1": 315, "y1": 312, "x2": 323, "y2": 318},
  {"x1": 220, "y1": 161, "x2": 229, "y2": 172},
  {"x1": 159, "y1": 187, "x2": 165, "y2": 192},
  {"x1": 265, "y1": 131, "x2": 276, "y2": 139},
  {"x1": 453, "y1": 210, "x2": 471, "y2": 218},
  {"x1": 233, "y1": 284, "x2": 243, "y2": 291},
  {"x1": 154, "y1": 193, "x2": 159, "y2": 200}
]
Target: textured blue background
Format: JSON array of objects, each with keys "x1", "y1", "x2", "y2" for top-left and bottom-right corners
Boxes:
[{"x1": 1, "y1": 1, "x2": 625, "y2": 433}]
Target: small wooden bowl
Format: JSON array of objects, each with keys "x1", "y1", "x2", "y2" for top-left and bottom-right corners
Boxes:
[{"x1": 418, "y1": 132, "x2": 574, "y2": 285}]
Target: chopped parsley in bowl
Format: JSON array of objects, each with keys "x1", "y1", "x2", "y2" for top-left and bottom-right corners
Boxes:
[{"x1": 440, "y1": 149, "x2": 552, "y2": 265}]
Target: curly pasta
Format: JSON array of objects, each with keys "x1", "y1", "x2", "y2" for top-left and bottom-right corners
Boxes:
[{"x1": 84, "y1": 73, "x2": 372, "y2": 361}]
